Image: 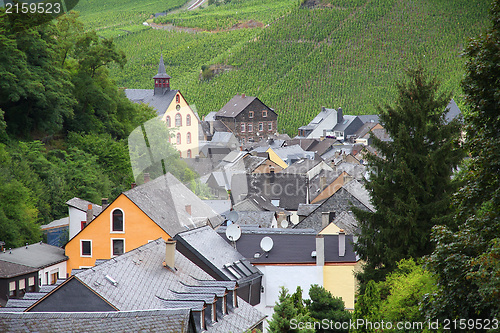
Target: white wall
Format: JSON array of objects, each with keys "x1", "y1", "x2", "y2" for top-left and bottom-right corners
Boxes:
[
  {"x1": 38, "y1": 261, "x2": 67, "y2": 286},
  {"x1": 68, "y1": 207, "x2": 87, "y2": 241},
  {"x1": 255, "y1": 265, "x2": 323, "y2": 332}
]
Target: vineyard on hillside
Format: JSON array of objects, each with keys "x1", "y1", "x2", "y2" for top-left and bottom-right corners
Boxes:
[{"x1": 75, "y1": 0, "x2": 491, "y2": 136}]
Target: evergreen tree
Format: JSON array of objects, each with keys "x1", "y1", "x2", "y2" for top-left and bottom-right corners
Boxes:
[
  {"x1": 426, "y1": 0, "x2": 500, "y2": 320},
  {"x1": 305, "y1": 285, "x2": 351, "y2": 333},
  {"x1": 267, "y1": 287, "x2": 316, "y2": 333},
  {"x1": 353, "y1": 67, "x2": 464, "y2": 285}
]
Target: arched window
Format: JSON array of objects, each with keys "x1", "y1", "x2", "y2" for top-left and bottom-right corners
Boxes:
[
  {"x1": 187, "y1": 149, "x2": 192, "y2": 158},
  {"x1": 177, "y1": 133, "x2": 181, "y2": 145},
  {"x1": 187, "y1": 132, "x2": 191, "y2": 144},
  {"x1": 112, "y1": 209, "x2": 124, "y2": 232},
  {"x1": 176, "y1": 94, "x2": 180, "y2": 103},
  {"x1": 186, "y1": 114, "x2": 191, "y2": 126},
  {"x1": 175, "y1": 113, "x2": 182, "y2": 127},
  {"x1": 166, "y1": 116, "x2": 171, "y2": 127}
]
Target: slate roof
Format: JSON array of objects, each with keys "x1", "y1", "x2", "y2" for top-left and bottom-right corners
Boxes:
[
  {"x1": 0, "y1": 261, "x2": 38, "y2": 279},
  {"x1": 153, "y1": 54, "x2": 171, "y2": 79},
  {"x1": 125, "y1": 89, "x2": 179, "y2": 116},
  {"x1": 306, "y1": 138, "x2": 338, "y2": 156},
  {"x1": 217, "y1": 227, "x2": 357, "y2": 264},
  {"x1": 174, "y1": 226, "x2": 262, "y2": 283},
  {"x1": 233, "y1": 195, "x2": 289, "y2": 214},
  {"x1": 445, "y1": 99, "x2": 462, "y2": 123},
  {"x1": 286, "y1": 138, "x2": 317, "y2": 151},
  {"x1": 354, "y1": 122, "x2": 379, "y2": 138},
  {"x1": 203, "y1": 200, "x2": 232, "y2": 215},
  {"x1": 40, "y1": 217, "x2": 69, "y2": 230},
  {"x1": 297, "y1": 203, "x2": 321, "y2": 217},
  {"x1": 269, "y1": 145, "x2": 315, "y2": 165},
  {"x1": 342, "y1": 179, "x2": 375, "y2": 212},
  {"x1": 123, "y1": 173, "x2": 224, "y2": 235},
  {"x1": 65, "y1": 197, "x2": 102, "y2": 216},
  {"x1": 0, "y1": 243, "x2": 67, "y2": 270},
  {"x1": 230, "y1": 211, "x2": 276, "y2": 228},
  {"x1": 280, "y1": 158, "x2": 321, "y2": 175},
  {"x1": 247, "y1": 173, "x2": 308, "y2": 211},
  {"x1": 333, "y1": 115, "x2": 363, "y2": 135},
  {"x1": 0, "y1": 309, "x2": 192, "y2": 333},
  {"x1": 329, "y1": 211, "x2": 359, "y2": 235},
  {"x1": 216, "y1": 95, "x2": 257, "y2": 118},
  {"x1": 357, "y1": 114, "x2": 380, "y2": 124}
]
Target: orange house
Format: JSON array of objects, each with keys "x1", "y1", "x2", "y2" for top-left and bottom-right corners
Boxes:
[{"x1": 65, "y1": 173, "x2": 223, "y2": 273}]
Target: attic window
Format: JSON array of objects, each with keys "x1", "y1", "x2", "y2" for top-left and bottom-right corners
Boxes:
[
  {"x1": 9, "y1": 281, "x2": 16, "y2": 297},
  {"x1": 81, "y1": 240, "x2": 92, "y2": 257},
  {"x1": 249, "y1": 111, "x2": 254, "y2": 118},
  {"x1": 262, "y1": 110, "x2": 268, "y2": 117},
  {"x1": 112, "y1": 209, "x2": 124, "y2": 232},
  {"x1": 176, "y1": 94, "x2": 180, "y2": 103}
]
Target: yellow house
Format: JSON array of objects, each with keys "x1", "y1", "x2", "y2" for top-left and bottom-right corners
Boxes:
[
  {"x1": 65, "y1": 173, "x2": 223, "y2": 273},
  {"x1": 125, "y1": 55, "x2": 200, "y2": 158}
]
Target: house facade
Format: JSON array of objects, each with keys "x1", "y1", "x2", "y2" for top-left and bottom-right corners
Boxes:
[
  {"x1": 215, "y1": 95, "x2": 278, "y2": 144},
  {"x1": 125, "y1": 55, "x2": 200, "y2": 158}
]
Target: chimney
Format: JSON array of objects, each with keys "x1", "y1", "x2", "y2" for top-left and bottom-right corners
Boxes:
[
  {"x1": 321, "y1": 106, "x2": 326, "y2": 112},
  {"x1": 131, "y1": 182, "x2": 137, "y2": 189},
  {"x1": 86, "y1": 204, "x2": 93, "y2": 224},
  {"x1": 144, "y1": 173, "x2": 150, "y2": 183},
  {"x1": 101, "y1": 198, "x2": 109, "y2": 210},
  {"x1": 337, "y1": 107, "x2": 343, "y2": 123},
  {"x1": 316, "y1": 235, "x2": 324, "y2": 266},
  {"x1": 185, "y1": 205, "x2": 192, "y2": 215},
  {"x1": 339, "y1": 229, "x2": 345, "y2": 257},
  {"x1": 321, "y1": 211, "x2": 330, "y2": 229},
  {"x1": 165, "y1": 238, "x2": 176, "y2": 270},
  {"x1": 241, "y1": 93, "x2": 245, "y2": 98},
  {"x1": 270, "y1": 169, "x2": 275, "y2": 183}
]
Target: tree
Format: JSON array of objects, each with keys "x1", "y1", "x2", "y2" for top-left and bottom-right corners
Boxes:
[
  {"x1": 426, "y1": 0, "x2": 500, "y2": 321},
  {"x1": 267, "y1": 287, "x2": 316, "y2": 333},
  {"x1": 305, "y1": 285, "x2": 352, "y2": 333},
  {"x1": 353, "y1": 67, "x2": 464, "y2": 286}
]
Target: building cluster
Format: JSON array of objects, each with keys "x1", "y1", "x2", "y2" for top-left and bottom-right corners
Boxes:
[{"x1": 0, "y1": 55, "x2": 463, "y2": 332}]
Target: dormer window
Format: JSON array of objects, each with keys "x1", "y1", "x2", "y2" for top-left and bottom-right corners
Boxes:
[
  {"x1": 262, "y1": 110, "x2": 268, "y2": 117},
  {"x1": 249, "y1": 111, "x2": 254, "y2": 118},
  {"x1": 111, "y1": 209, "x2": 124, "y2": 232}
]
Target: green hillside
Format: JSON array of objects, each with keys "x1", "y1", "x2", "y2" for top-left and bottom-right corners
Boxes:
[{"x1": 76, "y1": 0, "x2": 490, "y2": 136}]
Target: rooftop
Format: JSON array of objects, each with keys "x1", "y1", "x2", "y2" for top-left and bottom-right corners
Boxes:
[{"x1": 0, "y1": 242, "x2": 67, "y2": 270}]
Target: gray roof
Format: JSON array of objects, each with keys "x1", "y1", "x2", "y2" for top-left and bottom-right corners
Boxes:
[
  {"x1": 333, "y1": 115, "x2": 362, "y2": 134},
  {"x1": 65, "y1": 197, "x2": 102, "y2": 216},
  {"x1": 125, "y1": 89, "x2": 179, "y2": 116},
  {"x1": 342, "y1": 179, "x2": 375, "y2": 212},
  {"x1": 231, "y1": 211, "x2": 276, "y2": 228},
  {"x1": 123, "y1": 173, "x2": 224, "y2": 236},
  {"x1": 203, "y1": 200, "x2": 232, "y2": 215},
  {"x1": 233, "y1": 195, "x2": 289, "y2": 214},
  {"x1": 270, "y1": 145, "x2": 314, "y2": 165},
  {"x1": 354, "y1": 122, "x2": 379, "y2": 138},
  {"x1": 216, "y1": 95, "x2": 257, "y2": 118},
  {"x1": 0, "y1": 243, "x2": 67, "y2": 270},
  {"x1": 153, "y1": 54, "x2": 171, "y2": 79},
  {"x1": 357, "y1": 114, "x2": 380, "y2": 124},
  {"x1": 280, "y1": 158, "x2": 321, "y2": 175},
  {"x1": 174, "y1": 226, "x2": 262, "y2": 282},
  {"x1": 0, "y1": 261, "x2": 38, "y2": 279},
  {"x1": 211, "y1": 131, "x2": 236, "y2": 144},
  {"x1": 297, "y1": 203, "x2": 321, "y2": 217},
  {"x1": 40, "y1": 216, "x2": 69, "y2": 230},
  {"x1": 216, "y1": 228, "x2": 357, "y2": 264},
  {"x1": 0, "y1": 309, "x2": 192, "y2": 333},
  {"x1": 306, "y1": 138, "x2": 338, "y2": 156},
  {"x1": 330, "y1": 211, "x2": 359, "y2": 235},
  {"x1": 445, "y1": 99, "x2": 462, "y2": 123}
]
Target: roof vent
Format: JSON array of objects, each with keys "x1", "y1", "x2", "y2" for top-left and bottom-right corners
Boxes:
[{"x1": 105, "y1": 274, "x2": 118, "y2": 286}]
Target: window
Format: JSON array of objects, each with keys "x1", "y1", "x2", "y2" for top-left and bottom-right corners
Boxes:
[
  {"x1": 176, "y1": 104, "x2": 181, "y2": 111},
  {"x1": 240, "y1": 123, "x2": 245, "y2": 132},
  {"x1": 175, "y1": 113, "x2": 182, "y2": 126},
  {"x1": 111, "y1": 209, "x2": 124, "y2": 232},
  {"x1": 176, "y1": 94, "x2": 180, "y2": 103},
  {"x1": 81, "y1": 240, "x2": 92, "y2": 257},
  {"x1": 187, "y1": 149, "x2": 192, "y2": 158},
  {"x1": 186, "y1": 114, "x2": 191, "y2": 126},
  {"x1": 166, "y1": 116, "x2": 171, "y2": 127},
  {"x1": 9, "y1": 281, "x2": 16, "y2": 297},
  {"x1": 187, "y1": 132, "x2": 191, "y2": 144},
  {"x1": 50, "y1": 272, "x2": 58, "y2": 285},
  {"x1": 249, "y1": 111, "x2": 254, "y2": 118},
  {"x1": 241, "y1": 137, "x2": 245, "y2": 144},
  {"x1": 28, "y1": 277, "x2": 35, "y2": 292},
  {"x1": 19, "y1": 279, "x2": 25, "y2": 292},
  {"x1": 112, "y1": 239, "x2": 125, "y2": 256},
  {"x1": 268, "y1": 122, "x2": 273, "y2": 131},
  {"x1": 177, "y1": 133, "x2": 181, "y2": 145},
  {"x1": 248, "y1": 124, "x2": 253, "y2": 132},
  {"x1": 259, "y1": 122, "x2": 263, "y2": 131},
  {"x1": 81, "y1": 221, "x2": 86, "y2": 230},
  {"x1": 262, "y1": 110, "x2": 268, "y2": 117}
]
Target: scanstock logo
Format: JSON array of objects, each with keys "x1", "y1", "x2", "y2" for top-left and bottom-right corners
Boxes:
[{"x1": 1, "y1": 0, "x2": 79, "y2": 23}]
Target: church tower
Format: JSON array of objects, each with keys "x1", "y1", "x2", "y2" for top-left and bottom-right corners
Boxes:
[{"x1": 153, "y1": 54, "x2": 171, "y2": 96}]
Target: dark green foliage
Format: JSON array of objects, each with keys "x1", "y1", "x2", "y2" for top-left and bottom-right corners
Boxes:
[
  {"x1": 426, "y1": 0, "x2": 500, "y2": 321},
  {"x1": 267, "y1": 287, "x2": 316, "y2": 333},
  {"x1": 305, "y1": 285, "x2": 351, "y2": 333},
  {"x1": 353, "y1": 67, "x2": 464, "y2": 286}
]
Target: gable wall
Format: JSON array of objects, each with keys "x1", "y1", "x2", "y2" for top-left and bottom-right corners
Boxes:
[
  {"x1": 65, "y1": 194, "x2": 169, "y2": 273},
  {"x1": 160, "y1": 91, "x2": 199, "y2": 158}
]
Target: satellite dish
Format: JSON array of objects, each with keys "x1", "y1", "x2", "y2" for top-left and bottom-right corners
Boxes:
[
  {"x1": 260, "y1": 236, "x2": 274, "y2": 252},
  {"x1": 225, "y1": 210, "x2": 239, "y2": 224},
  {"x1": 280, "y1": 220, "x2": 289, "y2": 228},
  {"x1": 225, "y1": 224, "x2": 241, "y2": 242}
]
